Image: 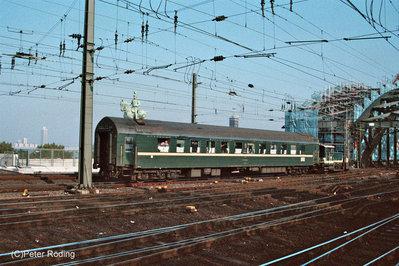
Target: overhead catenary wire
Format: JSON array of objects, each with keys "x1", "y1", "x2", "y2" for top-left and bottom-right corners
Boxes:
[
  {"x1": 338, "y1": 0, "x2": 399, "y2": 51},
  {"x1": 7, "y1": 0, "x2": 392, "y2": 92},
  {"x1": 1, "y1": 0, "x2": 398, "y2": 133}
]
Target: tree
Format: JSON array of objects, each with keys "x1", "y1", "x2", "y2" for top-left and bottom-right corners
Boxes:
[
  {"x1": 37, "y1": 143, "x2": 65, "y2": 149},
  {"x1": 30, "y1": 143, "x2": 74, "y2": 159},
  {"x1": 0, "y1": 142, "x2": 14, "y2": 153}
]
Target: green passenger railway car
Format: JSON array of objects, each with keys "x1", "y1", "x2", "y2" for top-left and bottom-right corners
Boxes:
[{"x1": 94, "y1": 117, "x2": 322, "y2": 179}]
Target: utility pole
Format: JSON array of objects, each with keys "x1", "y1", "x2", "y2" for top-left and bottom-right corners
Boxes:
[
  {"x1": 347, "y1": 118, "x2": 351, "y2": 169},
  {"x1": 344, "y1": 110, "x2": 348, "y2": 170},
  {"x1": 357, "y1": 127, "x2": 362, "y2": 168},
  {"x1": 394, "y1": 128, "x2": 397, "y2": 165},
  {"x1": 78, "y1": 0, "x2": 95, "y2": 189},
  {"x1": 191, "y1": 73, "x2": 197, "y2": 124}
]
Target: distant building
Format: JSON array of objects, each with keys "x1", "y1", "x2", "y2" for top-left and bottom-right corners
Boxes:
[
  {"x1": 229, "y1": 114, "x2": 239, "y2": 128},
  {"x1": 13, "y1": 138, "x2": 37, "y2": 149},
  {"x1": 42, "y1": 126, "x2": 48, "y2": 145}
]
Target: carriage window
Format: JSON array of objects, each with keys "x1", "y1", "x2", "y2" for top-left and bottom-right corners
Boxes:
[
  {"x1": 235, "y1": 142, "x2": 243, "y2": 154},
  {"x1": 290, "y1": 145, "x2": 297, "y2": 155},
  {"x1": 206, "y1": 141, "x2": 216, "y2": 153},
  {"x1": 281, "y1": 144, "x2": 287, "y2": 154},
  {"x1": 176, "y1": 140, "x2": 185, "y2": 153},
  {"x1": 247, "y1": 143, "x2": 255, "y2": 154},
  {"x1": 125, "y1": 137, "x2": 134, "y2": 152},
  {"x1": 299, "y1": 145, "x2": 306, "y2": 154},
  {"x1": 220, "y1": 142, "x2": 229, "y2": 153},
  {"x1": 190, "y1": 140, "x2": 200, "y2": 153},
  {"x1": 270, "y1": 143, "x2": 277, "y2": 154},
  {"x1": 157, "y1": 138, "x2": 170, "y2": 152},
  {"x1": 259, "y1": 144, "x2": 266, "y2": 154}
]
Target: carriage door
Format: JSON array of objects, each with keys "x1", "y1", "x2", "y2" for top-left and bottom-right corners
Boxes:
[
  {"x1": 313, "y1": 149, "x2": 319, "y2": 164},
  {"x1": 124, "y1": 136, "x2": 135, "y2": 166},
  {"x1": 98, "y1": 131, "x2": 112, "y2": 168}
]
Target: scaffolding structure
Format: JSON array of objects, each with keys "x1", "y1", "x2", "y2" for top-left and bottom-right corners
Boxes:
[
  {"x1": 285, "y1": 110, "x2": 318, "y2": 138},
  {"x1": 286, "y1": 79, "x2": 399, "y2": 167}
]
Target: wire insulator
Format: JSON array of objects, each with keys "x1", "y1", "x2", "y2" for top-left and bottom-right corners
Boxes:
[
  {"x1": 62, "y1": 41, "x2": 66, "y2": 56},
  {"x1": 141, "y1": 21, "x2": 145, "y2": 42},
  {"x1": 212, "y1": 15, "x2": 228, "y2": 22},
  {"x1": 174, "y1": 10, "x2": 178, "y2": 33},
  {"x1": 290, "y1": 0, "x2": 293, "y2": 11},
  {"x1": 69, "y1": 34, "x2": 82, "y2": 50},
  {"x1": 270, "y1": 0, "x2": 275, "y2": 15},
  {"x1": 261, "y1": 0, "x2": 265, "y2": 17},
  {"x1": 211, "y1": 55, "x2": 225, "y2": 61},
  {"x1": 115, "y1": 30, "x2": 118, "y2": 50},
  {"x1": 145, "y1": 20, "x2": 149, "y2": 41}
]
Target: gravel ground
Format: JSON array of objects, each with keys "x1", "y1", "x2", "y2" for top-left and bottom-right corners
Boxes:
[{"x1": 0, "y1": 168, "x2": 398, "y2": 265}]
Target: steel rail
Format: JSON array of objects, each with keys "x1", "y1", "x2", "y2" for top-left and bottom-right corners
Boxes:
[
  {"x1": 260, "y1": 213, "x2": 399, "y2": 265},
  {"x1": 363, "y1": 246, "x2": 399, "y2": 266},
  {"x1": 57, "y1": 204, "x2": 349, "y2": 265},
  {"x1": 0, "y1": 190, "x2": 321, "y2": 230},
  {"x1": 0, "y1": 189, "x2": 270, "y2": 217},
  {"x1": 5, "y1": 188, "x2": 398, "y2": 264},
  {"x1": 0, "y1": 184, "x2": 281, "y2": 211},
  {"x1": 0, "y1": 187, "x2": 287, "y2": 219},
  {"x1": 18, "y1": 203, "x2": 341, "y2": 265},
  {"x1": 302, "y1": 215, "x2": 399, "y2": 265},
  {"x1": 0, "y1": 169, "x2": 390, "y2": 206},
  {"x1": 54, "y1": 191, "x2": 399, "y2": 264},
  {"x1": 0, "y1": 173, "x2": 392, "y2": 213},
  {"x1": 0, "y1": 192, "x2": 335, "y2": 260},
  {"x1": 1, "y1": 176, "x2": 397, "y2": 264},
  {"x1": 62, "y1": 193, "x2": 399, "y2": 264}
]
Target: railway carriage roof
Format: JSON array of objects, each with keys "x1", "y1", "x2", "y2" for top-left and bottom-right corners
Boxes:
[{"x1": 97, "y1": 117, "x2": 319, "y2": 144}]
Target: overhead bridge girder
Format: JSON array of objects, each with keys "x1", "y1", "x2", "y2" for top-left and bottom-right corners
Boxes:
[
  {"x1": 354, "y1": 88, "x2": 399, "y2": 168},
  {"x1": 356, "y1": 121, "x2": 399, "y2": 129},
  {"x1": 360, "y1": 128, "x2": 386, "y2": 168}
]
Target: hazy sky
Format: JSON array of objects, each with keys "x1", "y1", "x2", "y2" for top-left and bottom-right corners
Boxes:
[{"x1": 1, "y1": 0, "x2": 398, "y2": 146}]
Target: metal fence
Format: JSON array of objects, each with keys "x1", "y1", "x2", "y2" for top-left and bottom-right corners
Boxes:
[
  {"x1": 14, "y1": 149, "x2": 79, "y2": 168},
  {"x1": 0, "y1": 152, "x2": 18, "y2": 167}
]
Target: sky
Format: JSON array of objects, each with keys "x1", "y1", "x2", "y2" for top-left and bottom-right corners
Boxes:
[{"x1": 0, "y1": 0, "x2": 398, "y2": 147}]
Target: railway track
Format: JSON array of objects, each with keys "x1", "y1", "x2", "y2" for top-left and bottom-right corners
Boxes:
[
  {"x1": 0, "y1": 171, "x2": 394, "y2": 231},
  {"x1": 0, "y1": 188, "x2": 281, "y2": 230},
  {"x1": 0, "y1": 167, "x2": 394, "y2": 194},
  {"x1": 1, "y1": 181, "x2": 398, "y2": 265},
  {"x1": 261, "y1": 202, "x2": 399, "y2": 265},
  {"x1": 0, "y1": 170, "x2": 396, "y2": 264},
  {"x1": 0, "y1": 172, "x2": 394, "y2": 229},
  {"x1": 0, "y1": 168, "x2": 397, "y2": 264}
]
